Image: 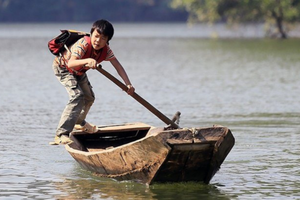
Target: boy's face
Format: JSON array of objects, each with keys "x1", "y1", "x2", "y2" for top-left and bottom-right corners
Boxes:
[{"x1": 91, "y1": 30, "x2": 108, "y2": 50}]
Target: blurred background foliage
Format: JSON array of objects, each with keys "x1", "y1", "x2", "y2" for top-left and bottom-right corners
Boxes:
[{"x1": 171, "y1": 0, "x2": 300, "y2": 38}]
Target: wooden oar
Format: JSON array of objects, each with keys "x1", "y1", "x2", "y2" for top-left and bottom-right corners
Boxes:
[{"x1": 96, "y1": 65, "x2": 180, "y2": 129}]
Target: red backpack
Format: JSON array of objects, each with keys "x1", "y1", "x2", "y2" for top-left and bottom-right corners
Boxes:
[{"x1": 48, "y1": 30, "x2": 90, "y2": 56}]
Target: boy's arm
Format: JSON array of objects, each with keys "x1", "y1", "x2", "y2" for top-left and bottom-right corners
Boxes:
[
  {"x1": 110, "y1": 58, "x2": 135, "y2": 95},
  {"x1": 68, "y1": 56, "x2": 97, "y2": 69}
]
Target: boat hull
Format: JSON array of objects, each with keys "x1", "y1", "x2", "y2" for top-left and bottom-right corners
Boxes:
[{"x1": 66, "y1": 123, "x2": 235, "y2": 184}]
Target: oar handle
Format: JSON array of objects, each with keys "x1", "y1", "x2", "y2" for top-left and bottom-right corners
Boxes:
[{"x1": 96, "y1": 65, "x2": 180, "y2": 129}]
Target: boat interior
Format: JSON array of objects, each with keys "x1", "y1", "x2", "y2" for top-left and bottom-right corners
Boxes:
[{"x1": 69, "y1": 123, "x2": 154, "y2": 152}]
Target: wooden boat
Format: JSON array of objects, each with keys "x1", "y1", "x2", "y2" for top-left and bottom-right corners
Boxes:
[{"x1": 66, "y1": 122, "x2": 235, "y2": 184}]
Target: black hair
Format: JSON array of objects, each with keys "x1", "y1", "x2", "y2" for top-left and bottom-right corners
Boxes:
[{"x1": 91, "y1": 19, "x2": 114, "y2": 43}]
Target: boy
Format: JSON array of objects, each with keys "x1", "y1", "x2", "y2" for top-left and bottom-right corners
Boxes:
[{"x1": 51, "y1": 19, "x2": 135, "y2": 144}]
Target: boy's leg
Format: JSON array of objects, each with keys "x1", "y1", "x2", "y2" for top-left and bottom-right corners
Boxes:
[
  {"x1": 53, "y1": 64, "x2": 85, "y2": 137},
  {"x1": 75, "y1": 74, "x2": 95, "y2": 125}
]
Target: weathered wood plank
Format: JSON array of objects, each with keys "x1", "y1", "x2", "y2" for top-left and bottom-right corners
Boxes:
[
  {"x1": 204, "y1": 128, "x2": 235, "y2": 183},
  {"x1": 72, "y1": 122, "x2": 152, "y2": 135},
  {"x1": 66, "y1": 134, "x2": 171, "y2": 183}
]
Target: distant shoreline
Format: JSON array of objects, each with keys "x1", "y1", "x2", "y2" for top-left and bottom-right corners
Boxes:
[{"x1": 0, "y1": 22, "x2": 299, "y2": 39}]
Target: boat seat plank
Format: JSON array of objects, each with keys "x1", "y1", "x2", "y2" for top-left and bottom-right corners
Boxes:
[{"x1": 72, "y1": 122, "x2": 152, "y2": 136}]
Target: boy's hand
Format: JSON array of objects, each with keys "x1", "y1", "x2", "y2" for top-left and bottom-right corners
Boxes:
[
  {"x1": 85, "y1": 58, "x2": 97, "y2": 69},
  {"x1": 127, "y1": 85, "x2": 135, "y2": 95}
]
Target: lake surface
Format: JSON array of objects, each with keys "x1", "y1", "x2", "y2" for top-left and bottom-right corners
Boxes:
[{"x1": 0, "y1": 23, "x2": 299, "y2": 199}]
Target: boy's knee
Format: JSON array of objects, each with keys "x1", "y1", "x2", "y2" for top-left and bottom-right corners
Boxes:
[
  {"x1": 85, "y1": 96, "x2": 95, "y2": 106},
  {"x1": 70, "y1": 92, "x2": 85, "y2": 104},
  {"x1": 87, "y1": 95, "x2": 95, "y2": 103}
]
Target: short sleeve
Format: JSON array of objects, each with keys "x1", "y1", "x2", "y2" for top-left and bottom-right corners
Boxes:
[
  {"x1": 71, "y1": 37, "x2": 89, "y2": 59},
  {"x1": 105, "y1": 45, "x2": 116, "y2": 61}
]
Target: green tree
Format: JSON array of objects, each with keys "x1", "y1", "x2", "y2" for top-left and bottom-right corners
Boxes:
[{"x1": 171, "y1": 0, "x2": 300, "y2": 38}]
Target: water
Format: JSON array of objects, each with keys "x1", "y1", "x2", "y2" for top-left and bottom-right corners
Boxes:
[{"x1": 0, "y1": 23, "x2": 300, "y2": 199}]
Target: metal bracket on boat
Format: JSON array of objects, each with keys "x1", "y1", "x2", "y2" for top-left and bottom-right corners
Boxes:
[
  {"x1": 164, "y1": 111, "x2": 181, "y2": 130},
  {"x1": 172, "y1": 111, "x2": 181, "y2": 125},
  {"x1": 189, "y1": 128, "x2": 199, "y2": 137}
]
